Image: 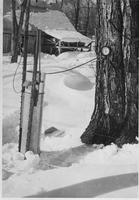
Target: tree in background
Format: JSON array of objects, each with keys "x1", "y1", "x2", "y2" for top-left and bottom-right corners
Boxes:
[
  {"x1": 11, "y1": 0, "x2": 48, "y2": 63},
  {"x1": 61, "y1": 0, "x2": 96, "y2": 36},
  {"x1": 84, "y1": 0, "x2": 91, "y2": 35},
  {"x1": 46, "y1": 0, "x2": 96, "y2": 36},
  {"x1": 11, "y1": 0, "x2": 19, "y2": 63},
  {"x1": 60, "y1": 0, "x2": 64, "y2": 9},
  {"x1": 11, "y1": 0, "x2": 27, "y2": 63},
  {"x1": 78, "y1": 0, "x2": 96, "y2": 36},
  {"x1": 74, "y1": 0, "x2": 80, "y2": 30},
  {"x1": 80, "y1": 0, "x2": 138, "y2": 147}
]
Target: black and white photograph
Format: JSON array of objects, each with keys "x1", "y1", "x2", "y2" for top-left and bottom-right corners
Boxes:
[{"x1": 1, "y1": 0, "x2": 139, "y2": 198}]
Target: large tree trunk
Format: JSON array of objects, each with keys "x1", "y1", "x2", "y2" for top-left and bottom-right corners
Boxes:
[
  {"x1": 115, "y1": 0, "x2": 138, "y2": 146},
  {"x1": 81, "y1": 0, "x2": 125, "y2": 145},
  {"x1": 81, "y1": 0, "x2": 138, "y2": 146}
]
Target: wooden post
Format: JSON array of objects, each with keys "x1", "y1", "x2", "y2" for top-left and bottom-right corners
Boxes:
[
  {"x1": 28, "y1": 30, "x2": 45, "y2": 154},
  {"x1": 26, "y1": 29, "x2": 39, "y2": 153},
  {"x1": 29, "y1": 73, "x2": 45, "y2": 153},
  {"x1": 58, "y1": 40, "x2": 61, "y2": 55},
  {"x1": 19, "y1": 71, "x2": 45, "y2": 154},
  {"x1": 19, "y1": 0, "x2": 31, "y2": 151},
  {"x1": 19, "y1": 29, "x2": 45, "y2": 154},
  {"x1": 19, "y1": 71, "x2": 32, "y2": 154}
]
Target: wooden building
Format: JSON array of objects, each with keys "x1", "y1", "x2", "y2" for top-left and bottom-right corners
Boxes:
[{"x1": 3, "y1": 10, "x2": 92, "y2": 55}]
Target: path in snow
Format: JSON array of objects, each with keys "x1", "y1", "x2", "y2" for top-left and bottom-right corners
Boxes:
[
  {"x1": 27, "y1": 172, "x2": 138, "y2": 198},
  {"x1": 39, "y1": 144, "x2": 100, "y2": 169}
]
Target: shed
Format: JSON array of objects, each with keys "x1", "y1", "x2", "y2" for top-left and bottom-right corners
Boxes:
[{"x1": 3, "y1": 10, "x2": 92, "y2": 54}]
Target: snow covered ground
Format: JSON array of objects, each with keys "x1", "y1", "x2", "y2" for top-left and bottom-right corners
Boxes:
[{"x1": 2, "y1": 51, "x2": 139, "y2": 198}]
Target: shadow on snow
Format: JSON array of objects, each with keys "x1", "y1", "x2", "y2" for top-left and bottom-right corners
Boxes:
[{"x1": 27, "y1": 172, "x2": 138, "y2": 198}]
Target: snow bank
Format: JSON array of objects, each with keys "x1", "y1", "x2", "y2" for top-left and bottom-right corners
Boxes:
[
  {"x1": 57, "y1": 51, "x2": 79, "y2": 59},
  {"x1": 78, "y1": 143, "x2": 139, "y2": 165},
  {"x1": 2, "y1": 143, "x2": 40, "y2": 173},
  {"x1": 2, "y1": 142, "x2": 138, "y2": 175}
]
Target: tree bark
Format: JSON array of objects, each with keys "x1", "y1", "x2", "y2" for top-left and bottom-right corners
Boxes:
[
  {"x1": 11, "y1": 0, "x2": 19, "y2": 63},
  {"x1": 81, "y1": 0, "x2": 125, "y2": 145},
  {"x1": 115, "y1": 0, "x2": 138, "y2": 146},
  {"x1": 22, "y1": 0, "x2": 30, "y2": 88},
  {"x1": 75, "y1": 0, "x2": 80, "y2": 30},
  {"x1": 60, "y1": 0, "x2": 64, "y2": 10},
  {"x1": 11, "y1": 0, "x2": 27, "y2": 63},
  {"x1": 84, "y1": 0, "x2": 90, "y2": 36}
]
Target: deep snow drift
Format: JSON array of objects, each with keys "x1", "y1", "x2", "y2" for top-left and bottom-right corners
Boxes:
[{"x1": 2, "y1": 51, "x2": 139, "y2": 198}]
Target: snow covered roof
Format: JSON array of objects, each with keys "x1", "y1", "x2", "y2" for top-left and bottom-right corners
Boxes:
[
  {"x1": 29, "y1": 10, "x2": 92, "y2": 45},
  {"x1": 44, "y1": 29, "x2": 92, "y2": 44},
  {"x1": 29, "y1": 10, "x2": 76, "y2": 31}
]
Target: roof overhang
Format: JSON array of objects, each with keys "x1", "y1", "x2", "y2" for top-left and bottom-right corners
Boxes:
[{"x1": 43, "y1": 29, "x2": 92, "y2": 45}]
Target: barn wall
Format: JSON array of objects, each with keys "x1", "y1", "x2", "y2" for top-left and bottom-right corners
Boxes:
[
  {"x1": 26, "y1": 34, "x2": 36, "y2": 53},
  {"x1": 3, "y1": 32, "x2": 36, "y2": 54},
  {"x1": 3, "y1": 31, "x2": 56, "y2": 54},
  {"x1": 3, "y1": 32, "x2": 12, "y2": 53}
]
